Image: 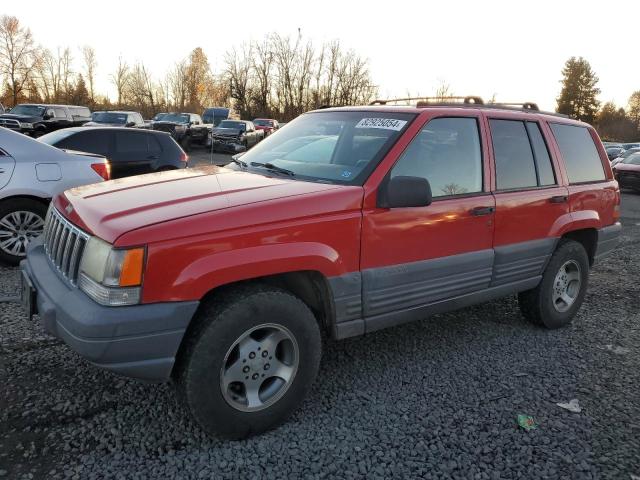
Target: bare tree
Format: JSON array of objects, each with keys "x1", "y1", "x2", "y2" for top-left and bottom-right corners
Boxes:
[
  {"x1": 167, "y1": 59, "x2": 188, "y2": 110},
  {"x1": 126, "y1": 61, "x2": 156, "y2": 113},
  {"x1": 434, "y1": 80, "x2": 452, "y2": 101},
  {"x1": 224, "y1": 44, "x2": 253, "y2": 118},
  {"x1": 0, "y1": 15, "x2": 37, "y2": 105},
  {"x1": 111, "y1": 56, "x2": 129, "y2": 106},
  {"x1": 81, "y1": 45, "x2": 97, "y2": 104}
]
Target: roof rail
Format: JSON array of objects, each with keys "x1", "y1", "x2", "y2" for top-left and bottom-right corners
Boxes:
[
  {"x1": 489, "y1": 102, "x2": 539, "y2": 111},
  {"x1": 369, "y1": 96, "x2": 484, "y2": 106}
]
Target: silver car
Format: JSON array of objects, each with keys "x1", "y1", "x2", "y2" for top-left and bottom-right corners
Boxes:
[{"x1": 0, "y1": 128, "x2": 108, "y2": 264}]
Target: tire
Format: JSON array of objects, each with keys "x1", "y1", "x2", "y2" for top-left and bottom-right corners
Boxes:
[
  {"x1": 175, "y1": 284, "x2": 322, "y2": 439},
  {"x1": 0, "y1": 198, "x2": 48, "y2": 266},
  {"x1": 518, "y1": 239, "x2": 590, "y2": 329}
]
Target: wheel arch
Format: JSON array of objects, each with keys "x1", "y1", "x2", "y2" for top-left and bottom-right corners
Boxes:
[{"x1": 560, "y1": 228, "x2": 598, "y2": 266}]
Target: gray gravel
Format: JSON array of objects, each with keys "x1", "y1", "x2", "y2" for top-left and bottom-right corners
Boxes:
[{"x1": 1, "y1": 194, "x2": 639, "y2": 480}]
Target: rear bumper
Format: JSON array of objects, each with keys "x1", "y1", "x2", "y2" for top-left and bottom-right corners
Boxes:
[
  {"x1": 595, "y1": 222, "x2": 622, "y2": 261},
  {"x1": 22, "y1": 239, "x2": 199, "y2": 382}
]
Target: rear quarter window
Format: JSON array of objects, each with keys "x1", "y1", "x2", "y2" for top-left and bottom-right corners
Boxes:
[{"x1": 550, "y1": 124, "x2": 606, "y2": 183}]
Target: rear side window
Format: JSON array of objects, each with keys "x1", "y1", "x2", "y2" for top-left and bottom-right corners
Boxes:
[
  {"x1": 525, "y1": 122, "x2": 556, "y2": 186},
  {"x1": 147, "y1": 134, "x2": 162, "y2": 154},
  {"x1": 115, "y1": 131, "x2": 148, "y2": 153},
  {"x1": 550, "y1": 124, "x2": 606, "y2": 183},
  {"x1": 490, "y1": 119, "x2": 557, "y2": 190},
  {"x1": 54, "y1": 107, "x2": 67, "y2": 118},
  {"x1": 490, "y1": 120, "x2": 537, "y2": 189},
  {"x1": 391, "y1": 117, "x2": 483, "y2": 197},
  {"x1": 62, "y1": 131, "x2": 110, "y2": 156}
]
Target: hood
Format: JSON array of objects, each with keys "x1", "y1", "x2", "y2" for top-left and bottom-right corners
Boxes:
[
  {"x1": 0, "y1": 113, "x2": 41, "y2": 122},
  {"x1": 212, "y1": 127, "x2": 242, "y2": 137},
  {"x1": 54, "y1": 166, "x2": 346, "y2": 245}
]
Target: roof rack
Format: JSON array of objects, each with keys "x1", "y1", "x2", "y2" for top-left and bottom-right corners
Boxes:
[
  {"x1": 369, "y1": 96, "x2": 484, "y2": 106},
  {"x1": 367, "y1": 96, "x2": 568, "y2": 118}
]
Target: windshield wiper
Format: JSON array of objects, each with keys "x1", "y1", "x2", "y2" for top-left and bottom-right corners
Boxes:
[
  {"x1": 230, "y1": 157, "x2": 247, "y2": 168},
  {"x1": 250, "y1": 162, "x2": 295, "y2": 177}
]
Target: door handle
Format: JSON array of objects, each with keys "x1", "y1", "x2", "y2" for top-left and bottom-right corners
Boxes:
[
  {"x1": 147, "y1": 155, "x2": 159, "y2": 160},
  {"x1": 550, "y1": 195, "x2": 568, "y2": 204},
  {"x1": 470, "y1": 206, "x2": 495, "y2": 216}
]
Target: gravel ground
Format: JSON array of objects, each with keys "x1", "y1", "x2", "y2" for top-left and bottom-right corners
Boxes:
[{"x1": 0, "y1": 194, "x2": 639, "y2": 480}]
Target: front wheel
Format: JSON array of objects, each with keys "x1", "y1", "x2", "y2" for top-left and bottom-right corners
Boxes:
[
  {"x1": 518, "y1": 239, "x2": 590, "y2": 328},
  {"x1": 175, "y1": 285, "x2": 322, "y2": 439},
  {"x1": 0, "y1": 198, "x2": 47, "y2": 265}
]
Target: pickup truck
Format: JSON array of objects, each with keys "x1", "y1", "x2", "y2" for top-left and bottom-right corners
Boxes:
[
  {"x1": 84, "y1": 110, "x2": 146, "y2": 128},
  {"x1": 151, "y1": 112, "x2": 208, "y2": 151},
  {"x1": 22, "y1": 98, "x2": 621, "y2": 439},
  {"x1": 210, "y1": 120, "x2": 263, "y2": 152},
  {"x1": 0, "y1": 104, "x2": 91, "y2": 137}
]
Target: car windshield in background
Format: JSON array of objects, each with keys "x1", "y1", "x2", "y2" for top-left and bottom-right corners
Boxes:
[
  {"x1": 162, "y1": 113, "x2": 190, "y2": 123},
  {"x1": 253, "y1": 119, "x2": 271, "y2": 126},
  {"x1": 38, "y1": 129, "x2": 76, "y2": 146},
  {"x1": 623, "y1": 153, "x2": 640, "y2": 165},
  {"x1": 219, "y1": 120, "x2": 245, "y2": 130},
  {"x1": 10, "y1": 105, "x2": 45, "y2": 116},
  {"x1": 153, "y1": 113, "x2": 168, "y2": 121},
  {"x1": 92, "y1": 112, "x2": 127, "y2": 124},
  {"x1": 233, "y1": 111, "x2": 415, "y2": 185}
]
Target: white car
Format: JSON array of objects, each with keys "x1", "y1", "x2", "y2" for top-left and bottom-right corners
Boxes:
[{"x1": 0, "y1": 128, "x2": 109, "y2": 265}]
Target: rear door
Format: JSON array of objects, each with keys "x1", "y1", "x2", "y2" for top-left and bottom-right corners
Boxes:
[
  {"x1": 361, "y1": 113, "x2": 495, "y2": 324},
  {"x1": 112, "y1": 130, "x2": 152, "y2": 178},
  {"x1": 486, "y1": 114, "x2": 569, "y2": 287}
]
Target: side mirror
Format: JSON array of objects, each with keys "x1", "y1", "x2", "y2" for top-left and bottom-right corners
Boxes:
[
  {"x1": 43, "y1": 113, "x2": 52, "y2": 120},
  {"x1": 379, "y1": 175, "x2": 432, "y2": 208},
  {"x1": 125, "y1": 121, "x2": 135, "y2": 127}
]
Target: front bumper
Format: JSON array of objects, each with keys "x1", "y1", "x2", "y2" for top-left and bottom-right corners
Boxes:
[{"x1": 21, "y1": 239, "x2": 199, "y2": 382}]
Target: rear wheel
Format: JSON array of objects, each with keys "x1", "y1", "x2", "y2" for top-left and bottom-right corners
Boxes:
[
  {"x1": 518, "y1": 239, "x2": 590, "y2": 328},
  {"x1": 175, "y1": 285, "x2": 322, "y2": 439},
  {"x1": 0, "y1": 198, "x2": 47, "y2": 265}
]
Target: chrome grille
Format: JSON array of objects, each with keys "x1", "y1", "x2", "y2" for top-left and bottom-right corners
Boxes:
[
  {"x1": 0, "y1": 118, "x2": 21, "y2": 130},
  {"x1": 43, "y1": 206, "x2": 90, "y2": 284}
]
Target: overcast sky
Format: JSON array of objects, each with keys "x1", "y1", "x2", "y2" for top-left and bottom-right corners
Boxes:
[{"x1": 5, "y1": 0, "x2": 639, "y2": 111}]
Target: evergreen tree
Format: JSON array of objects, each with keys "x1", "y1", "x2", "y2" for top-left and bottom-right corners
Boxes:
[
  {"x1": 556, "y1": 57, "x2": 600, "y2": 123},
  {"x1": 70, "y1": 74, "x2": 90, "y2": 106}
]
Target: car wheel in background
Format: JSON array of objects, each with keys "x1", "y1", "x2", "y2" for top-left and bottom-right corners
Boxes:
[
  {"x1": 175, "y1": 284, "x2": 322, "y2": 439},
  {"x1": 0, "y1": 198, "x2": 47, "y2": 265},
  {"x1": 518, "y1": 239, "x2": 590, "y2": 329}
]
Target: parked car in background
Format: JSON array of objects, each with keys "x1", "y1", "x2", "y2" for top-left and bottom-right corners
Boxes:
[
  {"x1": 151, "y1": 112, "x2": 208, "y2": 151},
  {"x1": 153, "y1": 113, "x2": 168, "y2": 121},
  {"x1": 0, "y1": 128, "x2": 108, "y2": 264},
  {"x1": 21, "y1": 98, "x2": 621, "y2": 439},
  {"x1": 613, "y1": 152, "x2": 640, "y2": 191},
  {"x1": 611, "y1": 147, "x2": 640, "y2": 166},
  {"x1": 621, "y1": 142, "x2": 640, "y2": 150},
  {"x1": 202, "y1": 107, "x2": 230, "y2": 127},
  {"x1": 252, "y1": 118, "x2": 279, "y2": 137},
  {"x1": 85, "y1": 111, "x2": 145, "y2": 128},
  {"x1": 210, "y1": 120, "x2": 262, "y2": 152},
  {"x1": 606, "y1": 146, "x2": 625, "y2": 161},
  {"x1": 0, "y1": 104, "x2": 91, "y2": 137},
  {"x1": 40, "y1": 127, "x2": 188, "y2": 179}
]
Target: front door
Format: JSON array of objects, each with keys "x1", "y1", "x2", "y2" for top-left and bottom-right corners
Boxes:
[{"x1": 361, "y1": 114, "x2": 495, "y2": 324}]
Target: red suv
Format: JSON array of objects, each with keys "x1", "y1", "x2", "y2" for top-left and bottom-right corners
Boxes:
[
  {"x1": 21, "y1": 97, "x2": 621, "y2": 438},
  {"x1": 252, "y1": 118, "x2": 279, "y2": 136}
]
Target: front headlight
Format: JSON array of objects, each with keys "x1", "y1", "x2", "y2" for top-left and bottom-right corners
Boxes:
[
  {"x1": 20, "y1": 122, "x2": 33, "y2": 129},
  {"x1": 78, "y1": 237, "x2": 145, "y2": 306}
]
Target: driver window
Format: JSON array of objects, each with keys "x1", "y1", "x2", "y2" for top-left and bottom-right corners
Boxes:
[{"x1": 391, "y1": 117, "x2": 483, "y2": 198}]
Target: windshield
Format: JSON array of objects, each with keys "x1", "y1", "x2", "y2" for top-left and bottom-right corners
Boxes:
[
  {"x1": 233, "y1": 111, "x2": 415, "y2": 185},
  {"x1": 92, "y1": 112, "x2": 128, "y2": 124},
  {"x1": 153, "y1": 113, "x2": 168, "y2": 121},
  {"x1": 253, "y1": 119, "x2": 272, "y2": 126},
  {"x1": 9, "y1": 105, "x2": 45, "y2": 116},
  {"x1": 38, "y1": 129, "x2": 76, "y2": 146},
  {"x1": 219, "y1": 120, "x2": 245, "y2": 130},
  {"x1": 161, "y1": 113, "x2": 190, "y2": 123}
]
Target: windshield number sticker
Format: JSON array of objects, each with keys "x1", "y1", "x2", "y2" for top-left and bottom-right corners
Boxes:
[{"x1": 355, "y1": 118, "x2": 407, "y2": 131}]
